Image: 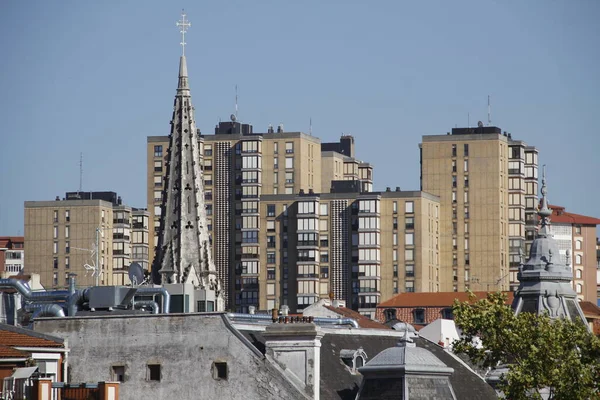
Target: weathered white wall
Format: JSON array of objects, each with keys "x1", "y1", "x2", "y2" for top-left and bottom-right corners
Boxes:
[{"x1": 34, "y1": 313, "x2": 308, "y2": 400}]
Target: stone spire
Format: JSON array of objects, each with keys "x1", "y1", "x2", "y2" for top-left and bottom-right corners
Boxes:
[
  {"x1": 153, "y1": 13, "x2": 224, "y2": 311},
  {"x1": 513, "y1": 166, "x2": 588, "y2": 327}
]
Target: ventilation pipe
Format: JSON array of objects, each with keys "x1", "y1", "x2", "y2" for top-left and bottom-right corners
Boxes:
[
  {"x1": 0, "y1": 279, "x2": 70, "y2": 302},
  {"x1": 134, "y1": 287, "x2": 171, "y2": 313},
  {"x1": 133, "y1": 301, "x2": 160, "y2": 315},
  {"x1": 26, "y1": 303, "x2": 66, "y2": 319}
]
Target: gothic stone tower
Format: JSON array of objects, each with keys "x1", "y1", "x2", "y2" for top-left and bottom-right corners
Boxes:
[{"x1": 153, "y1": 12, "x2": 224, "y2": 311}]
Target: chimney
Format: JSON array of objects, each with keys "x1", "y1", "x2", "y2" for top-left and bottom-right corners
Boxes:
[
  {"x1": 280, "y1": 305, "x2": 290, "y2": 316},
  {"x1": 264, "y1": 323, "x2": 324, "y2": 400},
  {"x1": 385, "y1": 187, "x2": 391, "y2": 192},
  {"x1": 395, "y1": 187, "x2": 401, "y2": 192}
]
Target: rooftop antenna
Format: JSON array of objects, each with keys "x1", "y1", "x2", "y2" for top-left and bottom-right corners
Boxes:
[
  {"x1": 79, "y1": 152, "x2": 83, "y2": 196},
  {"x1": 235, "y1": 84, "x2": 238, "y2": 120},
  {"x1": 176, "y1": 10, "x2": 191, "y2": 56},
  {"x1": 309, "y1": 117, "x2": 312, "y2": 136},
  {"x1": 468, "y1": 112, "x2": 470, "y2": 129},
  {"x1": 488, "y1": 95, "x2": 492, "y2": 126}
]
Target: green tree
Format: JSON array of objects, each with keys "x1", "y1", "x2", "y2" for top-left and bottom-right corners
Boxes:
[{"x1": 452, "y1": 292, "x2": 600, "y2": 399}]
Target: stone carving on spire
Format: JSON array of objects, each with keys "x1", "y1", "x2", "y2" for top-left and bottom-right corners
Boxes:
[{"x1": 152, "y1": 12, "x2": 224, "y2": 311}]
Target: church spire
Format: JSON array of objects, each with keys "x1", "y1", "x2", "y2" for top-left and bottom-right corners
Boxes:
[
  {"x1": 153, "y1": 12, "x2": 224, "y2": 311},
  {"x1": 537, "y1": 165, "x2": 552, "y2": 238}
]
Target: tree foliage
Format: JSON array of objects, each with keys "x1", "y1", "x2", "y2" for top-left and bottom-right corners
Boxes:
[{"x1": 452, "y1": 292, "x2": 600, "y2": 399}]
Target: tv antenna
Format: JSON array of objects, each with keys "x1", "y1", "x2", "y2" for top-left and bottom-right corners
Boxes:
[
  {"x1": 235, "y1": 84, "x2": 238, "y2": 120},
  {"x1": 78, "y1": 152, "x2": 83, "y2": 196},
  {"x1": 309, "y1": 117, "x2": 312, "y2": 136},
  {"x1": 487, "y1": 95, "x2": 492, "y2": 126}
]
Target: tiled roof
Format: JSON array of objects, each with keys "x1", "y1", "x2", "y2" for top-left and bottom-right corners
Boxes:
[
  {"x1": 0, "y1": 324, "x2": 64, "y2": 348},
  {"x1": 323, "y1": 306, "x2": 390, "y2": 329},
  {"x1": 548, "y1": 205, "x2": 600, "y2": 225},
  {"x1": 378, "y1": 291, "x2": 515, "y2": 308},
  {"x1": 580, "y1": 301, "x2": 600, "y2": 319},
  {"x1": 0, "y1": 345, "x2": 29, "y2": 358}
]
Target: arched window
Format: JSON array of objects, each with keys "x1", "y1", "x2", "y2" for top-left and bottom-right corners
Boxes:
[
  {"x1": 575, "y1": 269, "x2": 582, "y2": 279},
  {"x1": 576, "y1": 283, "x2": 583, "y2": 294},
  {"x1": 355, "y1": 356, "x2": 364, "y2": 369},
  {"x1": 575, "y1": 240, "x2": 582, "y2": 250},
  {"x1": 576, "y1": 254, "x2": 582, "y2": 265}
]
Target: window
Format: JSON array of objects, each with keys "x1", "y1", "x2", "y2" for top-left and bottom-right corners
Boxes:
[
  {"x1": 65, "y1": 257, "x2": 70, "y2": 269},
  {"x1": 154, "y1": 161, "x2": 162, "y2": 172},
  {"x1": 405, "y1": 249, "x2": 414, "y2": 261},
  {"x1": 393, "y1": 201, "x2": 398, "y2": 213},
  {"x1": 147, "y1": 364, "x2": 161, "y2": 381},
  {"x1": 405, "y1": 201, "x2": 414, "y2": 214},
  {"x1": 204, "y1": 144, "x2": 212, "y2": 156},
  {"x1": 53, "y1": 258, "x2": 58, "y2": 269},
  {"x1": 53, "y1": 242, "x2": 58, "y2": 254},
  {"x1": 405, "y1": 264, "x2": 414, "y2": 277},
  {"x1": 575, "y1": 240, "x2": 582, "y2": 250},
  {"x1": 452, "y1": 176, "x2": 457, "y2": 188},
  {"x1": 413, "y1": 308, "x2": 425, "y2": 324},
  {"x1": 285, "y1": 142, "x2": 294, "y2": 153},
  {"x1": 65, "y1": 210, "x2": 70, "y2": 222},
  {"x1": 441, "y1": 307, "x2": 453, "y2": 319},
  {"x1": 267, "y1": 220, "x2": 275, "y2": 232},
  {"x1": 65, "y1": 226, "x2": 70, "y2": 239},
  {"x1": 452, "y1": 144, "x2": 457, "y2": 157},
  {"x1": 464, "y1": 191, "x2": 469, "y2": 204},
  {"x1": 405, "y1": 233, "x2": 414, "y2": 246},
  {"x1": 405, "y1": 217, "x2": 414, "y2": 229},
  {"x1": 405, "y1": 281, "x2": 414, "y2": 293},
  {"x1": 154, "y1": 145, "x2": 163, "y2": 157},
  {"x1": 274, "y1": 157, "x2": 278, "y2": 169},
  {"x1": 464, "y1": 160, "x2": 468, "y2": 172},
  {"x1": 576, "y1": 254, "x2": 582, "y2": 265},
  {"x1": 285, "y1": 157, "x2": 294, "y2": 169},
  {"x1": 575, "y1": 225, "x2": 581, "y2": 234},
  {"x1": 575, "y1": 269, "x2": 582, "y2": 279},
  {"x1": 464, "y1": 144, "x2": 469, "y2": 156},
  {"x1": 452, "y1": 160, "x2": 457, "y2": 173},
  {"x1": 53, "y1": 272, "x2": 58, "y2": 285},
  {"x1": 285, "y1": 171, "x2": 294, "y2": 184},
  {"x1": 320, "y1": 204, "x2": 328, "y2": 216},
  {"x1": 266, "y1": 204, "x2": 276, "y2": 217},
  {"x1": 53, "y1": 210, "x2": 58, "y2": 223},
  {"x1": 153, "y1": 176, "x2": 162, "y2": 187},
  {"x1": 53, "y1": 226, "x2": 58, "y2": 239},
  {"x1": 464, "y1": 176, "x2": 469, "y2": 187},
  {"x1": 273, "y1": 142, "x2": 278, "y2": 154},
  {"x1": 112, "y1": 365, "x2": 125, "y2": 382},
  {"x1": 576, "y1": 283, "x2": 582, "y2": 294}
]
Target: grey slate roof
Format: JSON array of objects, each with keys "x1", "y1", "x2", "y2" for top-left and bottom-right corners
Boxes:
[{"x1": 241, "y1": 330, "x2": 497, "y2": 400}]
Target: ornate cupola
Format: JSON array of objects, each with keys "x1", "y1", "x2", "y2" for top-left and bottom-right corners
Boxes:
[{"x1": 512, "y1": 166, "x2": 587, "y2": 326}]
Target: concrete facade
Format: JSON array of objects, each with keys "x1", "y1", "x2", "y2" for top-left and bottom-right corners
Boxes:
[
  {"x1": 34, "y1": 314, "x2": 308, "y2": 400},
  {"x1": 420, "y1": 127, "x2": 510, "y2": 292},
  {"x1": 0, "y1": 237, "x2": 24, "y2": 277},
  {"x1": 24, "y1": 195, "x2": 150, "y2": 289}
]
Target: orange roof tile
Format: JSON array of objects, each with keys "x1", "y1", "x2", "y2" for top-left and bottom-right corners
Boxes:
[
  {"x1": 580, "y1": 301, "x2": 600, "y2": 319},
  {"x1": 548, "y1": 205, "x2": 600, "y2": 226},
  {"x1": 377, "y1": 291, "x2": 515, "y2": 308},
  {"x1": 0, "y1": 326, "x2": 64, "y2": 348},
  {"x1": 0, "y1": 345, "x2": 29, "y2": 358},
  {"x1": 324, "y1": 306, "x2": 390, "y2": 329}
]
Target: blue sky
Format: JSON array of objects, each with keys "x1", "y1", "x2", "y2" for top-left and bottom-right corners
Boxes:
[{"x1": 1, "y1": 0, "x2": 599, "y2": 235}]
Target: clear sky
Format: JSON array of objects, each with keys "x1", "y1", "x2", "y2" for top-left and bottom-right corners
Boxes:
[{"x1": 1, "y1": 0, "x2": 599, "y2": 235}]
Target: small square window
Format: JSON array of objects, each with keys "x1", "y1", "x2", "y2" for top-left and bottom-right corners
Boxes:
[
  {"x1": 147, "y1": 364, "x2": 161, "y2": 381},
  {"x1": 212, "y1": 361, "x2": 228, "y2": 380},
  {"x1": 112, "y1": 365, "x2": 125, "y2": 382}
]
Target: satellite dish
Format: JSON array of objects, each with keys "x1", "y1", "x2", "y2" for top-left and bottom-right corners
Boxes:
[
  {"x1": 230, "y1": 114, "x2": 237, "y2": 122},
  {"x1": 477, "y1": 120, "x2": 483, "y2": 128},
  {"x1": 128, "y1": 263, "x2": 144, "y2": 287}
]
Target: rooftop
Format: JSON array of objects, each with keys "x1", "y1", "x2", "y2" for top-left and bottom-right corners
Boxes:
[
  {"x1": 0, "y1": 323, "x2": 65, "y2": 348},
  {"x1": 548, "y1": 205, "x2": 600, "y2": 226},
  {"x1": 323, "y1": 306, "x2": 390, "y2": 329},
  {"x1": 378, "y1": 291, "x2": 515, "y2": 308}
]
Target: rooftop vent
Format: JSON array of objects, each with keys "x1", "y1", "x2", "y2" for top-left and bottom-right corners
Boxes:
[
  {"x1": 267, "y1": 124, "x2": 274, "y2": 134},
  {"x1": 386, "y1": 187, "x2": 391, "y2": 192},
  {"x1": 395, "y1": 187, "x2": 401, "y2": 192},
  {"x1": 277, "y1": 124, "x2": 284, "y2": 133}
]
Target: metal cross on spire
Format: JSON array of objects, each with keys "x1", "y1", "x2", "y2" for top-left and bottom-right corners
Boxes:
[{"x1": 176, "y1": 10, "x2": 191, "y2": 56}]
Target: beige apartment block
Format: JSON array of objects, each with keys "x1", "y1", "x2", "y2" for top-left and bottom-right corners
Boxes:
[
  {"x1": 420, "y1": 126, "x2": 510, "y2": 293},
  {"x1": 24, "y1": 193, "x2": 149, "y2": 289},
  {"x1": 147, "y1": 123, "x2": 375, "y2": 310},
  {"x1": 253, "y1": 189, "x2": 439, "y2": 317},
  {"x1": 507, "y1": 139, "x2": 539, "y2": 291}
]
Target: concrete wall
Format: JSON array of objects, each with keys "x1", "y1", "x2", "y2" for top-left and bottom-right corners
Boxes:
[{"x1": 34, "y1": 313, "x2": 307, "y2": 400}]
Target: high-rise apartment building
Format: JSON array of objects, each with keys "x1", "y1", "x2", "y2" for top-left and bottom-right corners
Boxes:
[
  {"x1": 24, "y1": 192, "x2": 149, "y2": 289},
  {"x1": 255, "y1": 187, "x2": 439, "y2": 317},
  {"x1": 507, "y1": 138, "x2": 539, "y2": 291},
  {"x1": 420, "y1": 126, "x2": 511, "y2": 292},
  {"x1": 148, "y1": 120, "x2": 378, "y2": 309},
  {"x1": 0, "y1": 237, "x2": 24, "y2": 277},
  {"x1": 547, "y1": 204, "x2": 600, "y2": 302}
]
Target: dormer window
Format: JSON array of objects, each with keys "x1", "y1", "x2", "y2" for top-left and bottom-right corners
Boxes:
[
  {"x1": 413, "y1": 308, "x2": 425, "y2": 324},
  {"x1": 441, "y1": 307, "x2": 453, "y2": 319},
  {"x1": 384, "y1": 308, "x2": 397, "y2": 322},
  {"x1": 340, "y1": 348, "x2": 368, "y2": 374}
]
